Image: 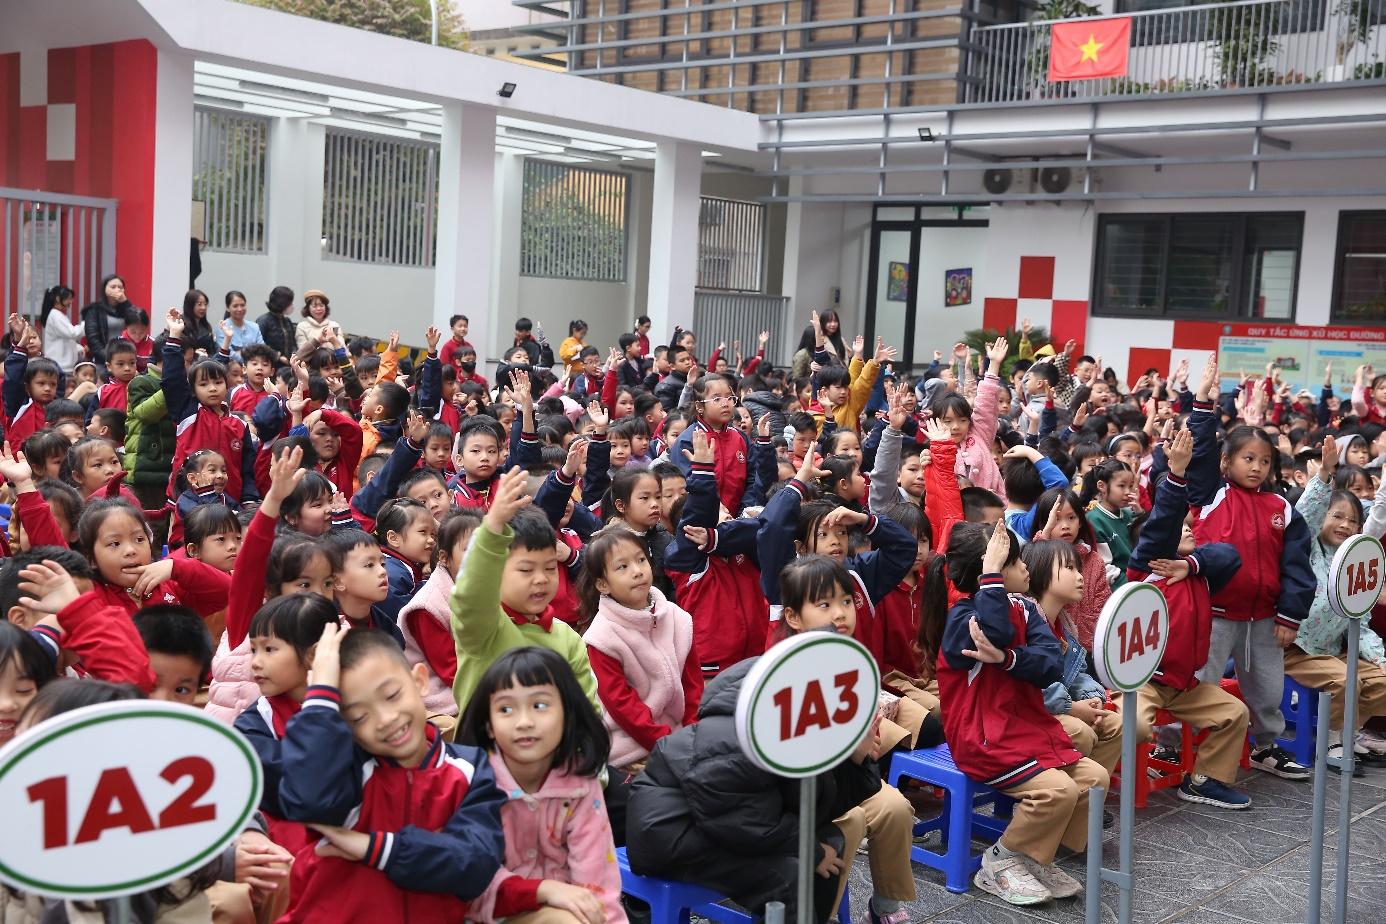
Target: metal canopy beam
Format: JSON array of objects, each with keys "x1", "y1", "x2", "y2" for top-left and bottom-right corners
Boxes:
[{"x1": 757, "y1": 186, "x2": 1386, "y2": 204}]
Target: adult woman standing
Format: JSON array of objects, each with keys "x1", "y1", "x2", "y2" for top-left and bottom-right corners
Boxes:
[
  {"x1": 38, "y1": 285, "x2": 84, "y2": 372},
  {"x1": 221, "y1": 289, "x2": 265, "y2": 359},
  {"x1": 294, "y1": 288, "x2": 342, "y2": 349},
  {"x1": 796, "y1": 308, "x2": 848, "y2": 365},
  {"x1": 256, "y1": 285, "x2": 296, "y2": 366},
  {"x1": 181, "y1": 289, "x2": 217, "y2": 354},
  {"x1": 81, "y1": 274, "x2": 134, "y2": 367}
]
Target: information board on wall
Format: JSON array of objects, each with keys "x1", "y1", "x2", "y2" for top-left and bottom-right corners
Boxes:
[{"x1": 1215, "y1": 323, "x2": 1386, "y2": 397}]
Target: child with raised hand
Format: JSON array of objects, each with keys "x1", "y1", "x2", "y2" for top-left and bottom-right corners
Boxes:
[
  {"x1": 208, "y1": 445, "x2": 342, "y2": 724},
  {"x1": 359, "y1": 329, "x2": 411, "y2": 459},
  {"x1": 1284, "y1": 433, "x2": 1386, "y2": 771},
  {"x1": 1031, "y1": 487, "x2": 1115, "y2": 651},
  {"x1": 61, "y1": 435, "x2": 131, "y2": 502},
  {"x1": 351, "y1": 409, "x2": 431, "y2": 532},
  {"x1": 1186, "y1": 354, "x2": 1315, "y2": 781},
  {"x1": 0, "y1": 443, "x2": 72, "y2": 551},
  {"x1": 932, "y1": 335, "x2": 1008, "y2": 499},
  {"x1": 458, "y1": 647, "x2": 626, "y2": 924},
  {"x1": 935, "y1": 521, "x2": 1101, "y2": 906},
  {"x1": 669, "y1": 372, "x2": 758, "y2": 515},
  {"x1": 0, "y1": 622, "x2": 56, "y2": 745},
  {"x1": 162, "y1": 307, "x2": 260, "y2": 506},
  {"x1": 1001, "y1": 444, "x2": 1072, "y2": 541},
  {"x1": 450, "y1": 467, "x2": 600, "y2": 717},
  {"x1": 399, "y1": 510, "x2": 483, "y2": 722},
  {"x1": 579, "y1": 526, "x2": 701, "y2": 773},
  {"x1": 169, "y1": 448, "x2": 235, "y2": 545},
  {"x1": 1080, "y1": 460, "x2": 1138, "y2": 574},
  {"x1": 277, "y1": 624, "x2": 506, "y2": 923},
  {"x1": 3, "y1": 314, "x2": 60, "y2": 447},
  {"x1": 233, "y1": 594, "x2": 351, "y2": 860},
  {"x1": 664, "y1": 427, "x2": 769, "y2": 678},
  {"x1": 1126, "y1": 425, "x2": 1250, "y2": 809},
  {"x1": 1022, "y1": 540, "x2": 1122, "y2": 776},
  {"x1": 297, "y1": 405, "x2": 364, "y2": 503},
  {"x1": 867, "y1": 381, "x2": 926, "y2": 515}
]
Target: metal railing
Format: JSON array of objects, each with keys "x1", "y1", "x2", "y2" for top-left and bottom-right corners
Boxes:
[
  {"x1": 698, "y1": 196, "x2": 765, "y2": 293},
  {"x1": 692, "y1": 290, "x2": 790, "y2": 367},
  {"x1": 322, "y1": 128, "x2": 439, "y2": 268},
  {"x1": 1, "y1": 189, "x2": 115, "y2": 319},
  {"x1": 521, "y1": 158, "x2": 629, "y2": 282},
  {"x1": 964, "y1": 0, "x2": 1386, "y2": 104},
  {"x1": 193, "y1": 107, "x2": 269, "y2": 254}
]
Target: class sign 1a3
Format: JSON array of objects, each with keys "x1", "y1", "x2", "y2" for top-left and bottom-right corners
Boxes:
[
  {"x1": 0, "y1": 701, "x2": 262, "y2": 901},
  {"x1": 735, "y1": 631, "x2": 881, "y2": 778}
]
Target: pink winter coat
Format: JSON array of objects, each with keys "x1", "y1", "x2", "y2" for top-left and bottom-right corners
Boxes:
[
  {"x1": 955, "y1": 372, "x2": 1005, "y2": 500},
  {"x1": 398, "y1": 566, "x2": 461, "y2": 717},
  {"x1": 204, "y1": 632, "x2": 259, "y2": 725},
  {"x1": 468, "y1": 753, "x2": 627, "y2": 924}
]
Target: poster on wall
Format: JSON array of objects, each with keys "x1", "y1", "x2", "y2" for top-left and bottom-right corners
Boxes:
[
  {"x1": 887, "y1": 262, "x2": 910, "y2": 302},
  {"x1": 1215, "y1": 322, "x2": 1386, "y2": 397},
  {"x1": 944, "y1": 267, "x2": 973, "y2": 307}
]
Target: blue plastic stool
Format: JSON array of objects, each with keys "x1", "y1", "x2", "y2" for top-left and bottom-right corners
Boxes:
[
  {"x1": 886, "y1": 743, "x2": 1013, "y2": 894},
  {"x1": 1277, "y1": 675, "x2": 1319, "y2": 767},
  {"x1": 616, "y1": 846, "x2": 852, "y2": 924}
]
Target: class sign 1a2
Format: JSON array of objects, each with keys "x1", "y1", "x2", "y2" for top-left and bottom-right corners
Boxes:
[
  {"x1": 1329, "y1": 534, "x2": 1386, "y2": 620},
  {"x1": 0, "y1": 701, "x2": 262, "y2": 901},
  {"x1": 1093, "y1": 582, "x2": 1169, "y2": 693},
  {"x1": 735, "y1": 631, "x2": 881, "y2": 778}
]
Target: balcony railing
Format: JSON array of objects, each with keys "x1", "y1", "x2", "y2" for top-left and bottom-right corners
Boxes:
[{"x1": 963, "y1": 0, "x2": 1386, "y2": 104}]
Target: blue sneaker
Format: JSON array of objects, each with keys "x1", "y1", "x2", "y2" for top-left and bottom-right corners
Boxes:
[{"x1": 1178, "y1": 773, "x2": 1250, "y2": 810}]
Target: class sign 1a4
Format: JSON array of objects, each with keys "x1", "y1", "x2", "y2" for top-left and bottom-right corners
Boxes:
[
  {"x1": 0, "y1": 701, "x2": 262, "y2": 901},
  {"x1": 735, "y1": 631, "x2": 881, "y2": 778},
  {"x1": 1094, "y1": 582, "x2": 1169, "y2": 694},
  {"x1": 1330, "y1": 534, "x2": 1386, "y2": 621}
]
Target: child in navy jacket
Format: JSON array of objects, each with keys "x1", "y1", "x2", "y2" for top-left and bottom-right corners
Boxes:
[{"x1": 278, "y1": 625, "x2": 505, "y2": 923}]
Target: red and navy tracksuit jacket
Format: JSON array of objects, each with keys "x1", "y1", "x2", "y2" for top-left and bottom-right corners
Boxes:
[
  {"x1": 276, "y1": 686, "x2": 506, "y2": 923},
  {"x1": 665, "y1": 458, "x2": 769, "y2": 676},
  {"x1": 234, "y1": 693, "x2": 316, "y2": 857},
  {"x1": 1186, "y1": 400, "x2": 1313, "y2": 630},
  {"x1": 3, "y1": 348, "x2": 49, "y2": 447},
  {"x1": 757, "y1": 477, "x2": 917, "y2": 663},
  {"x1": 162, "y1": 337, "x2": 260, "y2": 505},
  {"x1": 937, "y1": 577, "x2": 1082, "y2": 788},
  {"x1": 1126, "y1": 468, "x2": 1241, "y2": 691}
]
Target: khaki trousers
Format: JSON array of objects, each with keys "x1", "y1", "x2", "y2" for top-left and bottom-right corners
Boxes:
[
  {"x1": 1134, "y1": 681, "x2": 1248, "y2": 784},
  {"x1": 999, "y1": 758, "x2": 1108, "y2": 866},
  {"x1": 1283, "y1": 648, "x2": 1386, "y2": 730},
  {"x1": 834, "y1": 784, "x2": 918, "y2": 907},
  {"x1": 1058, "y1": 709, "x2": 1123, "y2": 775}
]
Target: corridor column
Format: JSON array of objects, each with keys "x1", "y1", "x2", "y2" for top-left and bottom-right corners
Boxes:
[
  {"x1": 645, "y1": 140, "x2": 701, "y2": 345},
  {"x1": 434, "y1": 102, "x2": 497, "y2": 362}
]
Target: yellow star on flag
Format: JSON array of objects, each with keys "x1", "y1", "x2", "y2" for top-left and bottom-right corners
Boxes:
[{"x1": 1078, "y1": 33, "x2": 1104, "y2": 64}]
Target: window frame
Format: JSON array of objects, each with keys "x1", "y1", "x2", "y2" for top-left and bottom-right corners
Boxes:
[
  {"x1": 1090, "y1": 211, "x2": 1303, "y2": 322},
  {"x1": 519, "y1": 159, "x2": 630, "y2": 283},
  {"x1": 1332, "y1": 210, "x2": 1386, "y2": 326}
]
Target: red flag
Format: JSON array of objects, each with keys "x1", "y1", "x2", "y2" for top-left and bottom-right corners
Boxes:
[{"x1": 1048, "y1": 17, "x2": 1131, "y2": 82}]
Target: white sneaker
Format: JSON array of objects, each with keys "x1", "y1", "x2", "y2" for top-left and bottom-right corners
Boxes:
[
  {"x1": 974, "y1": 846, "x2": 1052, "y2": 906},
  {"x1": 1020, "y1": 857, "x2": 1083, "y2": 899},
  {"x1": 1357, "y1": 729, "x2": 1386, "y2": 755}
]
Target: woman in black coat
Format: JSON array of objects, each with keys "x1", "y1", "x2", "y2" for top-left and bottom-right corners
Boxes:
[
  {"x1": 255, "y1": 285, "x2": 297, "y2": 367},
  {"x1": 181, "y1": 289, "x2": 217, "y2": 354},
  {"x1": 81, "y1": 273, "x2": 136, "y2": 367}
]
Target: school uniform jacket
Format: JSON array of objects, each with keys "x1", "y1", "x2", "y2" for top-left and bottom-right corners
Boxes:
[
  {"x1": 96, "y1": 378, "x2": 130, "y2": 413},
  {"x1": 277, "y1": 687, "x2": 506, "y2": 924},
  {"x1": 30, "y1": 595, "x2": 157, "y2": 693},
  {"x1": 1186, "y1": 399, "x2": 1313, "y2": 629},
  {"x1": 162, "y1": 337, "x2": 259, "y2": 505},
  {"x1": 937, "y1": 577, "x2": 1081, "y2": 788},
  {"x1": 3, "y1": 348, "x2": 48, "y2": 447},
  {"x1": 1127, "y1": 470, "x2": 1241, "y2": 691},
  {"x1": 229, "y1": 381, "x2": 268, "y2": 417}
]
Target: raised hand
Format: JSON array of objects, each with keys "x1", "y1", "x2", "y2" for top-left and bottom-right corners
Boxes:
[
  {"x1": 852, "y1": 334, "x2": 865, "y2": 357},
  {"x1": 1320, "y1": 434, "x2": 1338, "y2": 482},
  {"x1": 924, "y1": 417, "x2": 951, "y2": 445},
  {"x1": 1196, "y1": 353, "x2": 1219, "y2": 403},
  {"x1": 586, "y1": 398, "x2": 608, "y2": 431},
  {"x1": 1021, "y1": 317, "x2": 1031, "y2": 337},
  {"x1": 874, "y1": 337, "x2": 897, "y2": 364},
  {"x1": 405, "y1": 409, "x2": 429, "y2": 444},
  {"x1": 17, "y1": 559, "x2": 83, "y2": 614},
  {"x1": 308, "y1": 621, "x2": 348, "y2": 690},
  {"x1": 0, "y1": 443, "x2": 35, "y2": 489},
  {"x1": 981, "y1": 521, "x2": 1012, "y2": 573},
  {"x1": 425, "y1": 325, "x2": 441, "y2": 354},
  {"x1": 986, "y1": 335, "x2": 1009, "y2": 368},
  {"x1": 1164, "y1": 426, "x2": 1193, "y2": 477},
  {"x1": 758, "y1": 330, "x2": 770, "y2": 347},
  {"x1": 7, "y1": 313, "x2": 25, "y2": 344},
  {"x1": 682, "y1": 428, "x2": 715, "y2": 465},
  {"x1": 562, "y1": 438, "x2": 589, "y2": 479},
  {"x1": 165, "y1": 308, "x2": 185, "y2": 338},
  {"x1": 682, "y1": 524, "x2": 711, "y2": 549},
  {"x1": 387, "y1": 330, "x2": 400, "y2": 353},
  {"x1": 508, "y1": 368, "x2": 533, "y2": 407},
  {"x1": 483, "y1": 467, "x2": 532, "y2": 532},
  {"x1": 795, "y1": 446, "x2": 828, "y2": 484},
  {"x1": 1324, "y1": 361, "x2": 1333, "y2": 387},
  {"x1": 952, "y1": 342, "x2": 968, "y2": 361}
]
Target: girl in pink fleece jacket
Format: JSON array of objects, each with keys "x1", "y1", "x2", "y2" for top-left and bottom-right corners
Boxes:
[
  {"x1": 457, "y1": 647, "x2": 626, "y2": 924},
  {"x1": 930, "y1": 336, "x2": 1008, "y2": 501}
]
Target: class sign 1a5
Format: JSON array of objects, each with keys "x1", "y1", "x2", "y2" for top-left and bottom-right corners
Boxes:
[
  {"x1": 0, "y1": 701, "x2": 262, "y2": 901},
  {"x1": 735, "y1": 632, "x2": 881, "y2": 778},
  {"x1": 1330, "y1": 534, "x2": 1386, "y2": 621}
]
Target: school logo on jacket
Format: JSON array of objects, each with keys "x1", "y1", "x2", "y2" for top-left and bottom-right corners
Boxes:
[
  {"x1": 230, "y1": 438, "x2": 243, "y2": 453},
  {"x1": 736, "y1": 450, "x2": 746, "y2": 463},
  {"x1": 1270, "y1": 512, "x2": 1285, "y2": 530},
  {"x1": 853, "y1": 590, "x2": 867, "y2": 611}
]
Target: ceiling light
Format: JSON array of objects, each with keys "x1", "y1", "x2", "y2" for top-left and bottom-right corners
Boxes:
[{"x1": 498, "y1": 82, "x2": 517, "y2": 98}]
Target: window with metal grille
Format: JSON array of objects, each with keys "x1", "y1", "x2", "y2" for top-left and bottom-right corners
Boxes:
[
  {"x1": 192, "y1": 108, "x2": 269, "y2": 253},
  {"x1": 322, "y1": 130, "x2": 439, "y2": 267},
  {"x1": 1333, "y1": 212, "x2": 1386, "y2": 323},
  {"x1": 520, "y1": 160, "x2": 628, "y2": 281},
  {"x1": 1093, "y1": 212, "x2": 1302, "y2": 321},
  {"x1": 698, "y1": 196, "x2": 765, "y2": 292}
]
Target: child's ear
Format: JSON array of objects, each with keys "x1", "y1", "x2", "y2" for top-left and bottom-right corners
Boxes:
[
  {"x1": 7, "y1": 605, "x2": 34, "y2": 629},
  {"x1": 782, "y1": 608, "x2": 803, "y2": 633},
  {"x1": 385, "y1": 529, "x2": 403, "y2": 550},
  {"x1": 185, "y1": 542, "x2": 200, "y2": 560},
  {"x1": 594, "y1": 576, "x2": 611, "y2": 597},
  {"x1": 303, "y1": 642, "x2": 318, "y2": 670},
  {"x1": 794, "y1": 539, "x2": 807, "y2": 556},
  {"x1": 410, "y1": 662, "x2": 429, "y2": 694}
]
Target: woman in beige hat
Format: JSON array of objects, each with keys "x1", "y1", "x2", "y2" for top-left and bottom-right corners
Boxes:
[{"x1": 295, "y1": 288, "x2": 343, "y2": 349}]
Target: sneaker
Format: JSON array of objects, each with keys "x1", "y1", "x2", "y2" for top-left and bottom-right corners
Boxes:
[
  {"x1": 1146, "y1": 745, "x2": 1181, "y2": 778},
  {"x1": 1179, "y1": 773, "x2": 1251, "y2": 809},
  {"x1": 1250, "y1": 744, "x2": 1311, "y2": 781},
  {"x1": 974, "y1": 846, "x2": 1052, "y2": 906},
  {"x1": 857, "y1": 899, "x2": 911, "y2": 924},
  {"x1": 857, "y1": 836, "x2": 871, "y2": 855},
  {"x1": 1327, "y1": 744, "x2": 1366, "y2": 778},
  {"x1": 1357, "y1": 729, "x2": 1386, "y2": 755},
  {"x1": 1020, "y1": 857, "x2": 1083, "y2": 899}
]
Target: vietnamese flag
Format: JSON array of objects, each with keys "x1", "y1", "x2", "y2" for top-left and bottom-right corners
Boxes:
[{"x1": 1048, "y1": 17, "x2": 1131, "y2": 82}]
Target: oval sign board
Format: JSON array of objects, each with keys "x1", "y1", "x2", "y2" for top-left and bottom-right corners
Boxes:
[
  {"x1": 1093, "y1": 581, "x2": 1169, "y2": 693},
  {"x1": 0, "y1": 701, "x2": 262, "y2": 900},
  {"x1": 1328, "y1": 533, "x2": 1386, "y2": 621},
  {"x1": 735, "y1": 631, "x2": 880, "y2": 778}
]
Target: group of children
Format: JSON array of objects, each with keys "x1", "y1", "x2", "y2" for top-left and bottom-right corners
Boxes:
[{"x1": 2, "y1": 287, "x2": 1385, "y2": 923}]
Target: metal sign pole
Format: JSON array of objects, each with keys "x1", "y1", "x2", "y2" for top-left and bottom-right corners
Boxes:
[
  {"x1": 797, "y1": 776, "x2": 817, "y2": 924},
  {"x1": 1117, "y1": 691, "x2": 1137, "y2": 924},
  {"x1": 112, "y1": 895, "x2": 133, "y2": 924},
  {"x1": 1333, "y1": 629, "x2": 1361, "y2": 924},
  {"x1": 1306, "y1": 690, "x2": 1334, "y2": 924},
  {"x1": 1085, "y1": 785, "x2": 1103, "y2": 924}
]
